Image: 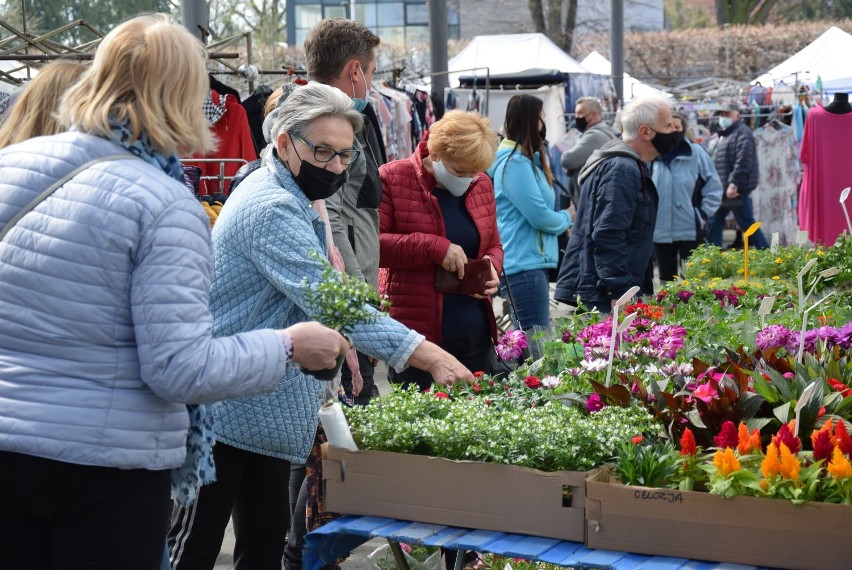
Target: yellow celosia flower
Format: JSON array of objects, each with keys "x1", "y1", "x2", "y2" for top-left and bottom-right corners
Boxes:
[
  {"x1": 775, "y1": 257, "x2": 783, "y2": 263},
  {"x1": 778, "y1": 443, "x2": 800, "y2": 481},
  {"x1": 828, "y1": 447, "x2": 852, "y2": 480},
  {"x1": 761, "y1": 443, "x2": 782, "y2": 478},
  {"x1": 713, "y1": 448, "x2": 741, "y2": 477},
  {"x1": 772, "y1": 276, "x2": 780, "y2": 280},
  {"x1": 702, "y1": 258, "x2": 711, "y2": 264}
]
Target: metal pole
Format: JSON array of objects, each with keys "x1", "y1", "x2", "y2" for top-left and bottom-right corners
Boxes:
[
  {"x1": 429, "y1": 0, "x2": 449, "y2": 107},
  {"x1": 350, "y1": 0, "x2": 357, "y2": 20},
  {"x1": 610, "y1": 0, "x2": 624, "y2": 104},
  {"x1": 180, "y1": 0, "x2": 209, "y2": 40}
]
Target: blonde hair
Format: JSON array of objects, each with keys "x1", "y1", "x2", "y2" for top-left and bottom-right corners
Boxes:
[
  {"x1": 0, "y1": 61, "x2": 87, "y2": 149},
  {"x1": 427, "y1": 110, "x2": 498, "y2": 173},
  {"x1": 58, "y1": 14, "x2": 214, "y2": 156}
]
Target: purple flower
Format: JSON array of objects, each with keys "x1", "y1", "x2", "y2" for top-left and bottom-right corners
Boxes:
[
  {"x1": 838, "y1": 322, "x2": 852, "y2": 350},
  {"x1": 495, "y1": 329, "x2": 527, "y2": 361},
  {"x1": 813, "y1": 325, "x2": 841, "y2": 347},
  {"x1": 756, "y1": 325, "x2": 792, "y2": 351},
  {"x1": 677, "y1": 290, "x2": 694, "y2": 303},
  {"x1": 561, "y1": 330, "x2": 574, "y2": 343},
  {"x1": 712, "y1": 289, "x2": 726, "y2": 301},
  {"x1": 585, "y1": 393, "x2": 604, "y2": 412}
]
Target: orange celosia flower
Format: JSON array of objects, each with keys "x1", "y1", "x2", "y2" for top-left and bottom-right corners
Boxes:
[
  {"x1": 736, "y1": 422, "x2": 761, "y2": 454},
  {"x1": 713, "y1": 448, "x2": 741, "y2": 477},
  {"x1": 828, "y1": 447, "x2": 852, "y2": 480},
  {"x1": 761, "y1": 443, "x2": 782, "y2": 478},
  {"x1": 680, "y1": 428, "x2": 697, "y2": 456},
  {"x1": 778, "y1": 443, "x2": 801, "y2": 481}
]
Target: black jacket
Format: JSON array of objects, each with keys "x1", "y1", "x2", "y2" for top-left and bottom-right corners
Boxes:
[
  {"x1": 714, "y1": 119, "x2": 759, "y2": 192},
  {"x1": 554, "y1": 139, "x2": 658, "y2": 307}
]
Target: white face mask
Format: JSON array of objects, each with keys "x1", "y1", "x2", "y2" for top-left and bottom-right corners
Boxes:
[
  {"x1": 718, "y1": 117, "x2": 734, "y2": 131},
  {"x1": 432, "y1": 160, "x2": 474, "y2": 197}
]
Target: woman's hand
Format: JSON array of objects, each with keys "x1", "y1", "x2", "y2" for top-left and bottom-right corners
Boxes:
[
  {"x1": 473, "y1": 256, "x2": 499, "y2": 298},
  {"x1": 441, "y1": 244, "x2": 468, "y2": 278},
  {"x1": 407, "y1": 340, "x2": 474, "y2": 385},
  {"x1": 285, "y1": 321, "x2": 349, "y2": 370}
]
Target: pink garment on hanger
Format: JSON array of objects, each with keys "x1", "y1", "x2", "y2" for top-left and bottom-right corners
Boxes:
[{"x1": 798, "y1": 105, "x2": 852, "y2": 245}]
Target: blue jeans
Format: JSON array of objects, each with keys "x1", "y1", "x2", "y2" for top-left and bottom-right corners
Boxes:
[
  {"x1": 500, "y1": 269, "x2": 550, "y2": 332},
  {"x1": 707, "y1": 191, "x2": 769, "y2": 249}
]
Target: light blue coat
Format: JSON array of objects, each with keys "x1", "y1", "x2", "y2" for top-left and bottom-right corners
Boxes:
[
  {"x1": 211, "y1": 153, "x2": 423, "y2": 463},
  {"x1": 487, "y1": 140, "x2": 571, "y2": 275},
  {"x1": 651, "y1": 141, "x2": 723, "y2": 243},
  {"x1": 0, "y1": 132, "x2": 287, "y2": 471}
]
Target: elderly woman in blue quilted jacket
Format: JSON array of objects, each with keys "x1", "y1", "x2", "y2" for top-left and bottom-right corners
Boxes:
[
  {"x1": 168, "y1": 82, "x2": 473, "y2": 569},
  {"x1": 0, "y1": 16, "x2": 350, "y2": 570}
]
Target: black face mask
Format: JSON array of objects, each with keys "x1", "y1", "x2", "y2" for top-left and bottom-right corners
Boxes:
[
  {"x1": 650, "y1": 129, "x2": 682, "y2": 156},
  {"x1": 287, "y1": 138, "x2": 348, "y2": 201},
  {"x1": 575, "y1": 116, "x2": 588, "y2": 132}
]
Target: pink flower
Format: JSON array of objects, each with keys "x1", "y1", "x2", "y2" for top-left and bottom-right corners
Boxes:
[
  {"x1": 586, "y1": 393, "x2": 604, "y2": 412},
  {"x1": 714, "y1": 421, "x2": 738, "y2": 449},
  {"x1": 692, "y1": 381, "x2": 719, "y2": 403},
  {"x1": 495, "y1": 329, "x2": 527, "y2": 361}
]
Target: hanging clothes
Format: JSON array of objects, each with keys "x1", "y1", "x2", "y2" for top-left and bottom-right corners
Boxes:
[
  {"x1": 242, "y1": 84, "x2": 274, "y2": 156},
  {"x1": 752, "y1": 121, "x2": 801, "y2": 245},
  {"x1": 798, "y1": 105, "x2": 852, "y2": 246},
  {"x1": 190, "y1": 89, "x2": 257, "y2": 195}
]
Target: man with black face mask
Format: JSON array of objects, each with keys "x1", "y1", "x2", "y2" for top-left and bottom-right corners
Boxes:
[
  {"x1": 560, "y1": 97, "x2": 620, "y2": 206},
  {"x1": 555, "y1": 97, "x2": 675, "y2": 313}
]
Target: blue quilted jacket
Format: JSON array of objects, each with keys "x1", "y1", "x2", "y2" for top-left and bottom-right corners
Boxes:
[
  {"x1": 0, "y1": 132, "x2": 288, "y2": 471},
  {"x1": 211, "y1": 153, "x2": 423, "y2": 463}
]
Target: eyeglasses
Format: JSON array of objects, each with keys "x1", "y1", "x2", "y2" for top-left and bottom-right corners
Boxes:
[{"x1": 290, "y1": 133, "x2": 361, "y2": 166}]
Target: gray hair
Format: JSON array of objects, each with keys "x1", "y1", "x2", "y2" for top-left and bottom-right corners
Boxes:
[
  {"x1": 621, "y1": 96, "x2": 671, "y2": 140},
  {"x1": 269, "y1": 82, "x2": 363, "y2": 144},
  {"x1": 576, "y1": 96, "x2": 602, "y2": 115}
]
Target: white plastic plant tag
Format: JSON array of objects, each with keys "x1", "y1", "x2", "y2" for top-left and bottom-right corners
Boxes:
[
  {"x1": 770, "y1": 232, "x2": 779, "y2": 252},
  {"x1": 615, "y1": 286, "x2": 640, "y2": 308},
  {"x1": 796, "y1": 259, "x2": 818, "y2": 313},
  {"x1": 758, "y1": 296, "x2": 775, "y2": 330},
  {"x1": 794, "y1": 382, "x2": 818, "y2": 437},
  {"x1": 795, "y1": 230, "x2": 809, "y2": 246},
  {"x1": 617, "y1": 311, "x2": 638, "y2": 334}
]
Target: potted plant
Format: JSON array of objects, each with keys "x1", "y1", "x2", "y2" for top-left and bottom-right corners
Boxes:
[{"x1": 301, "y1": 250, "x2": 385, "y2": 380}]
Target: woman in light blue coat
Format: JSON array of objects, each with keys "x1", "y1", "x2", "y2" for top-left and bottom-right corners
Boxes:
[
  {"x1": 651, "y1": 111, "x2": 723, "y2": 281},
  {"x1": 487, "y1": 94, "x2": 572, "y2": 333},
  {"x1": 168, "y1": 82, "x2": 473, "y2": 569},
  {"x1": 0, "y1": 16, "x2": 349, "y2": 570}
]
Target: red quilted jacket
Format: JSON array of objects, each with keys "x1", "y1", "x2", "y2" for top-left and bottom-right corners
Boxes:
[{"x1": 379, "y1": 141, "x2": 504, "y2": 344}]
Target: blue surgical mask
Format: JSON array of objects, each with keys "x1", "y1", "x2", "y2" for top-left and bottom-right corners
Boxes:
[
  {"x1": 433, "y1": 160, "x2": 474, "y2": 197},
  {"x1": 352, "y1": 66, "x2": 369, "y2": 112},
  {"x1": 718, "y1": 117, "x2": 734, "y2": 131}
]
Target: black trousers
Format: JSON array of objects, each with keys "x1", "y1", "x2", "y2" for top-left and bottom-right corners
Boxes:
[
  {"x1": 168, "y1": 443, "x2": 291, "y2": 570},
  {"x1": 388, "y1": 333, "x2": 494, "y2": 391},
  {"x1": 0, "y1": 450, "x2": 171, "y2": 570},
  {"x1": 654, "y1": 240, "x2": 701, "y2": 282},
  {"x1": 340, "y1": 350, "x2": 376, "y2": 406}
]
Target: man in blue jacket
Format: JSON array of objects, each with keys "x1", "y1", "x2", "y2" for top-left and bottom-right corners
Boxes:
[
  {"x1": 555, "y1": 97, "x2": 677, "y2": 312},
  {"x1": 707, "y1": 103, "x2": 769, "y2": 249}
]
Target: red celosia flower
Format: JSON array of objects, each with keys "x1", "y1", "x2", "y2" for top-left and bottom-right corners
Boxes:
[
  {"x1": 772, "y1": 423, "x2": 802, "y2": 454},
  {"x1": 472, "y1": 382, "x2": 482, "y2": 393},
  {"x1": 473, "y1": 371, "x2": 484, "y2": 378},
  {"x1": 680, "y1": 428, "x2": 697, "y2": 456},
  {"x1": 828, "y1": 379, "x2": 852, "y2": 398},
  {"x1": 424, "y1": 387, "x2": 431, "y2": 393},
  {"x1": 632, "y1": 435, "x2": 644, "y2": 445},
  {"x1": 819, "y1": 406, "x2": 826, "y2": 418},
  {"x1": 835, "y1": 421, "x2": 852, "y2": 455},
  {"x1": 730, "y1": 285, "x2": 746, "y2": 296},
  {"x1": 524, "y1": 375, "x2": 542, "y2": 389},
  {"x1": 714, "y1": 421, "x2": 739, "y2": 449},
  {"x1": 812, "y1": 423, "x2": 836, "y2": 462},
  {"x1": 434, "y1": 391, "x2": 449, "y2": 399},
  {"x1": 485, "y1": 399, "x2": 493, "y2": 406}
]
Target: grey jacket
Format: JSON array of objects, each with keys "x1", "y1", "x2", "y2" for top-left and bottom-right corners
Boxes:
[
  {"x1": 0, "y1": 132, "x2": 286, "y2": 471},
  {"x1": 326, "y1": 103, "x2": 386, "y2": 287},
  {"x1": 560, "y1": 121, "x2": 620, "y2": 203}
]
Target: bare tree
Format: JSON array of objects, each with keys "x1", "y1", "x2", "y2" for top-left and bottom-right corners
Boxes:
[{"x1": 528, "y1": 0, "x2": 579, "y2": 53}]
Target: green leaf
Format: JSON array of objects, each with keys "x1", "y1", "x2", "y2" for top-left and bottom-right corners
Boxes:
[{"x1": 773, "y1": 401, "x2": 791, "y2": 424}]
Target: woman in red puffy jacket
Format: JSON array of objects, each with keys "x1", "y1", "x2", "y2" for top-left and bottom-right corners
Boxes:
[{"x1": 379, "y1": 110, "x2": 503, "y2": 390}]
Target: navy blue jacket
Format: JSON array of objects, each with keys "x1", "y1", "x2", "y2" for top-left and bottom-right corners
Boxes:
[
  {"x1": 554, "y1": 139, "x2": 658, "y2": 307},
  {"x1": 714, "y1": 119, "x2": 759, "y2": 192}
]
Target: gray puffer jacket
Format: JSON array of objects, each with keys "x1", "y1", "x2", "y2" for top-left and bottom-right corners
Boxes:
[{"x1": 0, "y1": 132, "x2": 287, "y2": 471}]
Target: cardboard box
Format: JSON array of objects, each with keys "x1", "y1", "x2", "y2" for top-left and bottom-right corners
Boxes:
[
  {"x1": 586, "y1": 469, "x2": 852, "y2": 569},
  {"x1": 323, "y1": 446, "x2": 589, "y2": 541}
]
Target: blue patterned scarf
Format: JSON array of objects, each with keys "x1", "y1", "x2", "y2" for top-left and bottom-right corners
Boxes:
[{"x1": 105, "y1": 120, "x2": 216, "y2": 505}]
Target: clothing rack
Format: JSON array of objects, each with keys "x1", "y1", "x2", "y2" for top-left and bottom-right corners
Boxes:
[
  {"x1": 180, "y1": 157, "x2": 250, "y2": 194},
  {"x1": 414, "y1": 66, "x2": 491, "y2": 115}
]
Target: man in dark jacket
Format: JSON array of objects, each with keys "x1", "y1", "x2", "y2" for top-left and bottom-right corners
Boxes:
[
  {"x1": 707, "y1": 103, "x2": 769, "y2": 249},
  {"x1": 304, "y1": 18, "x2": 387, "y2": 405},
  {"x1": 555, "y1": 97, "x2": 678, "y2": 312}
]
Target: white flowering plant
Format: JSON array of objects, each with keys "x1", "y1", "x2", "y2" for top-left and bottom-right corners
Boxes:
[{"x1": 345, "y1": 385, "x2": 659, "y2": 472}]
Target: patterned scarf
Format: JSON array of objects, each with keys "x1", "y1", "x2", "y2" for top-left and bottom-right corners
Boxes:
[
  {"x1": 105, "y1": 119, "x2": 216, "y2": 505},
  {"x1": 202, "y1": 90, "x2": 228, "y2": 126}
]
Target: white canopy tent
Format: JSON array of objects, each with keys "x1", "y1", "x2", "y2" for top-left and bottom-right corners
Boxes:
[
  {"x1": 753, "y1": 26, "x2": 852, "y2": 96},
  {"x1": 448, "y1": 33, "x2": 589, "y2": 87},
  {"x1": 579, "y1": 51, "x2": 670, "y2": 101}
]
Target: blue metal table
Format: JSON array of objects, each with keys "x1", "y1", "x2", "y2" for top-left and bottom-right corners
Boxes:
[{"x1": 304, "y1": 515, "x2": 769, "y2": 570}]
